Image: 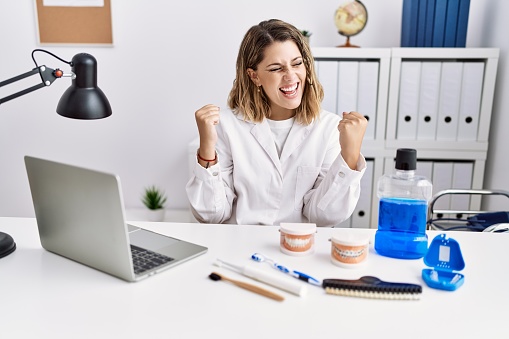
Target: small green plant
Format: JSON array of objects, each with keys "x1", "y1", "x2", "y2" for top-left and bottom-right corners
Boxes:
[
  {"x1": 142, "y1": 186, "x2": 167, "y2": 210},
  {"x1": 300, "y1": 30, "x2": 312, "y2": 37}
]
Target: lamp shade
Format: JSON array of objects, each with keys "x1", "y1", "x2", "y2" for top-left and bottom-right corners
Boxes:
[{"x1": 57, "y1": 53, "x2": 112, "y2": 119}]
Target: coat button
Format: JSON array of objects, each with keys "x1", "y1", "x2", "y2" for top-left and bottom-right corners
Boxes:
[
  {"x1": 338, "y1": 172, "x2": 345, "y2": 178},
  {"x1": 212, "y1": 172, "x2": 219, "y2": 176}
]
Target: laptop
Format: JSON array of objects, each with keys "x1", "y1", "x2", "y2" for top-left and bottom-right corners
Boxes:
[{"x1": 24, "y1": 155, "x2": 208, "y2": 282}]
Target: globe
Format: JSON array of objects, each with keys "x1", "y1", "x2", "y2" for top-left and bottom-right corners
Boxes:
[{"x1": 334, "y1": 0, "x2": 368, "y2": 47}]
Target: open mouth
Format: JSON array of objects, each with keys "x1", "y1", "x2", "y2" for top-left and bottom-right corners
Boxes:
[{"x1": 279, "y1": 83, "x2": 299, "y2": 97}]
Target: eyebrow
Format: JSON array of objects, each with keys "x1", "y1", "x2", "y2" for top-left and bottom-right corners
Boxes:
[{"x1": 265, "y1": 56, "x2": 303, "y2": 68}]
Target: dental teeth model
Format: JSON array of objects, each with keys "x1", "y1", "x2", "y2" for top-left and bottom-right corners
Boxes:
[
  {"x1": 330, "y1": 231, "x2": 370, "y2": 268},
  {"x1": 279, "y1": 223, "x2": 316, "y2": 256}
]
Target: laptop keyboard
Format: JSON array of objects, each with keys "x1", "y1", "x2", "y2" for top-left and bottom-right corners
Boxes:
[{"x1": 130, "y1": 245, "x2": 175, "y2": 275}]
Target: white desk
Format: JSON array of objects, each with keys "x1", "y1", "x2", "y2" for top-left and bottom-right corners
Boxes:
[{"x1": 1, "y1": 217, "x2": 508, "y2": 338}]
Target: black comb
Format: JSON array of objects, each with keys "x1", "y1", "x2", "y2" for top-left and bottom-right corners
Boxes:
[{"x1": 323, "y1": 276, "x2": 422, "y2": 300}]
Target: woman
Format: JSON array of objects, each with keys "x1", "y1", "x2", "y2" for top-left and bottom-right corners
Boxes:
[{"x1": 186, "y1": 19, "x2": 367, "y2": 226}]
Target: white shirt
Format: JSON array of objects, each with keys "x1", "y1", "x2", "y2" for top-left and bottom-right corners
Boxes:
[
  {"x1": 186, "y1": 109, "x2": 366, "y2": 227},
  {"x1": 267, "y1": 117, "x2": 294, "y2": 158}
]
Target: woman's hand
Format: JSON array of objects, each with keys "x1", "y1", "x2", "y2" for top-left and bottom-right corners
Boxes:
[
  {"x1": 195, "y1": 104, "x2": 220, "y2": 166},
  {"x1": 338, "y1": 111, "x2": 368, "y2": 170}
]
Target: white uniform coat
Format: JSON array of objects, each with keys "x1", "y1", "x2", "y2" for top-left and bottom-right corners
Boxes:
[{"x1": 186, "y1": 109, "x2": 366, "y2": 226}]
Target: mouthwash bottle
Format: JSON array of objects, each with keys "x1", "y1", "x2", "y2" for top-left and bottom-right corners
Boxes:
[{"x1": 374, "y1": 149, "x2": 432, "y2": 259}]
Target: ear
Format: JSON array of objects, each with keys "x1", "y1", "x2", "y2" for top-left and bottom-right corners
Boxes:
[{"x1": 247, "y1": 68, "x2": 260, "y2": 86}]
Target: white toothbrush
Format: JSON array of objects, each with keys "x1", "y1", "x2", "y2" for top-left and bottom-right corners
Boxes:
[{"x1": 215, "y1": 258, "x2": 308, "y2": 297}]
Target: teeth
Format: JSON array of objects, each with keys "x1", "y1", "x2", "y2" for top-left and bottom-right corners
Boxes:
[
  {"x1": 284, "y1": 236, "x2": 310, "y2": 248},
  {"x1": 280, "y1": 83, "x2": 298, "y2": 92},
  {"x1": 334, "y1": 247, "x2": 365, "y2": 258}
]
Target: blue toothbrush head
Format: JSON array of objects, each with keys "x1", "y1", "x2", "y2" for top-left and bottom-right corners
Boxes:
[{"x1": 251, "y1": 253, "x2": 264, "y2": 262}]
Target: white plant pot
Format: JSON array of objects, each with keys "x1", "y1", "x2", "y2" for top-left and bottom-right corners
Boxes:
[{"x1": 145, "y1": 209, "x2": 165, "y2": 222}]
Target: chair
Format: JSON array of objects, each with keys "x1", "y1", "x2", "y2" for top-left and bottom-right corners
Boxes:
[{"x1": 427, "y1": 189, "x2": 509, "y2": 231}]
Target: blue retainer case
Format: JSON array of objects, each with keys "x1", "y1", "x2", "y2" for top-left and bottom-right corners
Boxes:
[{"x1": 422, "y1": 234, "x2": 465, "y2": 291}]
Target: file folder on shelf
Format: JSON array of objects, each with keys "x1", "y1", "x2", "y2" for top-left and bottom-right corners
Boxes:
[
  {"x1": 431, "y1": 162, "x2": 454, "y2": 212},
  {"x1": 416, "y1": 0, "x2": 428, "y2": 47},
  {"x1": 424, "y1": 0, "x2": 436, "y2": 47},
  {"x1": 417, "y1": 62, "x2": 441, "y2": 140},
  {"x1": 352, "y1": 159, "x2": 374, "y2": 229},
  {"x1": 417, "y1": 161, "x2": 434, "y2": 182},
  {"x1": 383, "y1": 157, "x2": 393, "y2": 178},
  {"x1": 357, "y1": 61, "x2": 379, "y2": 140},
  {"x1": 432, "y1": 0, "x2": 448, "y2": 47},
  {"x1": 397, "y1": 61, "x2": 421, "y2": 140},
  {"x1": 402, "y1": 0, "x2": 470, "y2": 47},
  {"x1": 317, "y1": 61, "x2": 339, "y2": 114},
  {"x1": 436, "y1": 62, "x2": 463, "y2": 141},
  {"x1": 336, "y1": 214, "x2": 351, "y2": 228},
  {"x1": 457, "y1": 62, "x2": 484, "y2": 141},
  {"x1": 455, "y1": 0, "x2": 471, "y2": 47},
  {"x1": 401, "y1": 0, "x2": 419, "y2": 47},
  {"x1": 444, "y1": 0, "x2": 460, "y2": 47},
  {"x1": 450, "y1": 162, "x2": 473, "y2": 213},
  {"x1": 337, "y1": 61, "x2": 359, "y2": 114}
]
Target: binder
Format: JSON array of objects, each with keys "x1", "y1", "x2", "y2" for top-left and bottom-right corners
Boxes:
[
  {"x1": 436, "y1": 61, "x2": 463, "y2": 141},
  {"x1": 384, "y1": 157, "x2": 395, "y2": 177},
  {"x1": 336, "y1": 219, "x2": 351, "y2": 228},
  {"x1": 336, "y1": 212, "x2": 352, "y2": 228},
  {"x1": 455, "y1": 0, "x2": 471, "y2": 47},
  {"x1": 457, "y1": 62, "x2": 484, "y2": 141},
  {"x1": 450, "y1": 162, "x2": 473, "y2": 212},
  {"x1": 317, "y1": 61, "x2": 339, "y2": 114},
  {"x1": 352, "y1": 159, "x2": 373, "y2": 229},
  {"x1": 424, "y1": 0, "x2": 436, "y2": 47},
  {"x1": 401, "y1": 0, "x2": 419, "y2": 47},
  {"x1": 432, "y1": 0, "x2": 448, "y2": 46},
  {"x1": 337, "y1": 61, "x2": 359, "y2": 114},
  {"x1": 357, "y1": 61, "x2": 379, "y2": 140},
  {"x1": 417, "y1": 160, "x2": 433, "y2": 181},
  {"x1": 417, "y1": 0, "x2": 428, "y2": 47},
  {"x1": 444, "y1": 0, "x2": 460, "y2": 47},
  {"x1": 397, "y1": 61, "x2": 421, "y2": 140},
  {"x1": 431, "y1": 162, "x2": 454, "y2": 212},
  {"x1": 417, "y1": 62, "x2": 441, "y2": 140}
]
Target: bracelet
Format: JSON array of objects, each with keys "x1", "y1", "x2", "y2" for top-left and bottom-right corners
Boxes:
[
  {"x1": 197, "y1": 150, "x2": 217, "y2": 169},
  {"x1": 197, "y1": 151, "x2": 217, "y2": 163}
]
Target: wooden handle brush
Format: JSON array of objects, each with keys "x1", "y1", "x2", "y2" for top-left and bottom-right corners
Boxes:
[{"x1": 209, "y1": 272, "x2": 284, "y2": 302}]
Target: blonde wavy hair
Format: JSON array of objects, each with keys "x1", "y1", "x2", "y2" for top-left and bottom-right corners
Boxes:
[{"x1": 227, "y1": 19, "x2": 324, "y2": 125}]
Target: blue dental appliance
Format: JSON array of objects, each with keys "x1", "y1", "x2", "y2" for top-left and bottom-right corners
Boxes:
[{"x1": 422, "y1": 234, "x2": 465, "y2": 291}]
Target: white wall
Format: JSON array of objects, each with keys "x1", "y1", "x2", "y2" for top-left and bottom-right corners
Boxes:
[
  {"x1": 0, "y1": 0, "x2": 507, "y2": 217},
  {"x1": 479, "y1": 0, "x2": 509, "y2": 210}
]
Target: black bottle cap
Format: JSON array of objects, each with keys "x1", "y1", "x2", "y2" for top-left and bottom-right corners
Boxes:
[{"x1": 395, "y1": 148, "x2": 417, "y2": 170}]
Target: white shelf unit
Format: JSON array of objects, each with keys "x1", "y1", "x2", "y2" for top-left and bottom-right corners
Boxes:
[{"x1": 312, "y1": 47, "x2": 499, "y2": 228}]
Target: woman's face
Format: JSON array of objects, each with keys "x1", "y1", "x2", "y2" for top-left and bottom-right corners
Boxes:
[{"x1": 248, "y1": 40, "x2": 306, "y2": 119}]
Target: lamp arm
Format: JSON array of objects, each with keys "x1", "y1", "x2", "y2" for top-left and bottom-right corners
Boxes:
[{"x1": 0, "y1": 65, "x2": 73, "y2": 105}]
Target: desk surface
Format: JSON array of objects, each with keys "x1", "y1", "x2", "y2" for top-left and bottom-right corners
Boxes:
[{"x1": 1, "y1": 217, "x2": 508, "y2": 338}]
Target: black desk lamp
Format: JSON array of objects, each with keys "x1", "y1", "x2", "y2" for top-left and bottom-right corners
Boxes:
[{"x1": 0, "y1": 49, "x2": 112, "y2": 258}]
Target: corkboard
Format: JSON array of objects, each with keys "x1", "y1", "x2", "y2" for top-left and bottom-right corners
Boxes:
[{"x1": 35, "y1": 0, "x2": 113, "y2": 45}]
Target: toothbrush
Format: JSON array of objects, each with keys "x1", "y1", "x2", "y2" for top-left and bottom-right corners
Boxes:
[
  {"x1": 251, "y1": 253, "x2": 322, "y2": 286},
  {"x1": 208, "y1": 272, "x2": 285, "y2": 302},
  {"x1": 215, "y1": 258, "x2": 308, "y2": 297}
]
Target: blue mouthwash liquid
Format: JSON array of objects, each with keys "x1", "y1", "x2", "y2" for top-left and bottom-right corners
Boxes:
[
  {"x1": 375, "y1": 198, "x2": 428, "y2": 259},
  {"x1": 374, "y1": 149, "x2": 432, "y2": 259}
]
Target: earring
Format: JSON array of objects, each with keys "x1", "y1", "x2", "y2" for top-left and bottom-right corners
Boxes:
[{"x1": 257, "y1": 86, "x2": 261, "y2": 93}]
